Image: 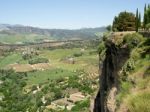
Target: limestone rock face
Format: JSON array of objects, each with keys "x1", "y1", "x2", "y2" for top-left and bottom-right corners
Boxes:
[{"x1": 94, "y1": 41, "x2": 130, "y2": 112}]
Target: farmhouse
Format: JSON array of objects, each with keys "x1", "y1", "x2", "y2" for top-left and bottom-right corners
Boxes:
[
  {"x1": 69, "y1": 92, "x2": 85, "y2": 103},
  {"x1": 47, "y1": 92, "x2": 86, "y2": 110},
  {"x1": 48, "y1": 98, "x2": 74, "y2": 110}
]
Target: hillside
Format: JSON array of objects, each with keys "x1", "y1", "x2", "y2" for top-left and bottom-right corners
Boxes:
[
  {"x1": 0, "y1": 24, "x2": 106, "y2": 44},
  {"x1": 94, "y1": 32, "x2": 150, "y2": 112}
]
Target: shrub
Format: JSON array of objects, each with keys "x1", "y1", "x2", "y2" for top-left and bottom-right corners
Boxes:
[
  {"x1": 130, "y1": 48, "x2": 141, "y2": 61},
  {"x1": 98, "y1": 41, "x2": 105, "y2": 54},
  {"x1": 22, "y1": 53, "x2": 32, "y2": 60},
  {"x1": 102, "y1": 32, "x2": 110, "y2": 41},
  {"x1": 122, "y1": 58, "x2": 135, "y2": 80},
  {"x1": 29, "y1": 58, "x2": 49, "y2": 64},
  {"x1": 73, "y1": 52, "x2": 83, "y2": 57},
  {"x1": 123, "y1": 33, "x2": 144, "y2": 49},
  {"x1": 71, "y1": 99, "x2": 90, "y2": 111}
]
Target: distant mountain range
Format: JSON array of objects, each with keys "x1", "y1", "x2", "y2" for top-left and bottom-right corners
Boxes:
[{"x1": 0, "y1": 24, "x2": 106, "y2": 44}]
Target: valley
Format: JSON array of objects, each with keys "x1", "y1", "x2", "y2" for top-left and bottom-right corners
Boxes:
[
  {"x1": 0, "y1": 1, "x2": 150, "y2": 112},
  {"x1": 0, "y1": 39, "x2": 100, "y2": 112}
]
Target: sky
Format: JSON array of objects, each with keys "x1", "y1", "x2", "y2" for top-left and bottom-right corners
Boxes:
[{"x1": 0, "y1": 0, "x2": 149, "y2": 29}]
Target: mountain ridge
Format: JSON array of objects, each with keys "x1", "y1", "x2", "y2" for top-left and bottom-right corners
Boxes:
[{"x1": 0, "y1": 24, "x2": 106, "y2": 44}]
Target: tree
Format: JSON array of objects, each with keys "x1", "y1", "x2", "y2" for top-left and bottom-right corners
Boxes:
[
  {"x1": 136, "y1": 8, "x2": 139, "y2": 32},
  {"x1": 112, "y1": 11, "x2": 136, "y2": 31},
  {"x1": 148, "y1": 4, "x2": 150, "y2": 9},
  {"x1": 146, "y1": 6, "x2": 150, "y2": 23},
  {"x1": 0, "y1": 70, "x2": 32, "y2": 111},
  {"x1": 106, "y1": 25, "x2": 112, "y2": 31},
  {"x1": 112, "y1": 16, "x2": 118, "y2": 31},
  {"x1": 143, "y1": 4, "x2": 150, "y2": 30},
  {"x1": 143, "y1": 4, "x2": 147, "y2": 29},
  {"x1": 146, "y1": 23, "x2": 150, "y2": 31},
  {"x1": 0, "y1": 70, "x2": 42, "y2": 112},
  {"x1": 138, "y1": 13, "x2": 141, "y2": 28}
]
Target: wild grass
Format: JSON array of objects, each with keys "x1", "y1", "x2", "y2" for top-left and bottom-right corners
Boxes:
[
  {"x1": 137, "y1": 77, "x2": 150, "y2": 89},
  {"x1": 116, "y1": 81, "x2": 132, "y2": 105},
  {"x1": 126, "y1": 92, "x2": 150, "y2": 112}
]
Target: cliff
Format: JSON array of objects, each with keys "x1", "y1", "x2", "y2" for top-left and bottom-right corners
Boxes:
[
  {"x1": 94, "y1": 41, "x2": 130, "y2": 112},
  {"x1": 94, "y1": 33, "x2": 150, "y2": 112}
]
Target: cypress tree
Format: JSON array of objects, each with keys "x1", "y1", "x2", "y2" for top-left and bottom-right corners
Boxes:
[
  {"x1": 136, "y1": 8, "x2": 139, "y2": 32},
  {"x1": 143, "y1": 4, "x2": 147, "y2": 29},
  {"x1": 148, "y1": 4, "x2": 150, "y2": 8},
  {"x1": 138, "y1": 13, "x2": 141, "y2": 28},
  {"x1": 147, "y1": 5, "x2": 150, "y2": 24},
  {"x1": 145, "y1": 4, "x2": 147, "y2": 11}
]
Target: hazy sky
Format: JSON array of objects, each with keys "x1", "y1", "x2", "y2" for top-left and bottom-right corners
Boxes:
[{"x1": 0, "y1": 0, "x2": 149, "y2": 29}]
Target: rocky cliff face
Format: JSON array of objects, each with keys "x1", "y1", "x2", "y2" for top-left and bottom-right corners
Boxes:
[{"x1": 94, "y1": 41, "x2": 130, "y2": 112}]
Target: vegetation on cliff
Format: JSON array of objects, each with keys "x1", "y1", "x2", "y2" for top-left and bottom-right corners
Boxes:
[
  {"x1": 117, "y1": 34, "x2": 150, "y2": 112},
  {"x1": 97, "y1": 32, "x2": 150, "y2": 112}
]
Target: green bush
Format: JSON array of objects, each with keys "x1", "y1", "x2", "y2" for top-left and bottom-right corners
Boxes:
[
  {"x1": 22, "y1": 53, "x2": 32, "y2": 60},
  {"x1": 122, "y1": 58, "x2": 135, "y2": 80},
  {"x1": 29, "y1": 58, "x2": 49, "y2": 64},
  {"x1": 98, "y1": 41, "x2": 105, "y2": 54},
  {"x1": 73, "y1": 52, "x2": 83, "y2": 57},
  {"x1": 71, "y1": 99, "x2": 90, "y2": 111},
  {"x1": 102, "y1": 32, "x2": 110, "y2": 41},
  {"x1": 123, "y1": 33, "x2": 144, "y2": 49}
]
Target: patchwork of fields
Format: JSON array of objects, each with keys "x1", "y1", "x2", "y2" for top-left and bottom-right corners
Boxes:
[
  {"x1": 0, "y1": 41, "x2": 100, "y2": 111},
  {"x1": 0, "y1": 46, "x2": 99, "y2": 86}
]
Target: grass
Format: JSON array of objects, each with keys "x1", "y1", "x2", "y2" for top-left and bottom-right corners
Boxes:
[
  {"x1": 126, "y1": 92, "x2": 150, "y2": 112},
  {"x1": 116, "y1": 36, "x2": 150, "y2": 111},
  {"x1": 0, "y1": 33, "x2": 52, "y2": 44},
  {"x1": 116, "y1": 81, "x2": 132, "y2": 104},
  {"x1": 0, "y1": 53, "x2": 22, "y2": 67},
  {"x1": 39, "y1": 48, "x2": 98, "y2": 71},
  {"x1": 26, "y1": 68, "x2": 76, "y2": 85},
  {"x1": 137, "y1": 77, "x2": 150, "y2": 89},
  {"x1": 0, "y1": 52, "x2": 30, "y2": 67},
  {"x1": 39, "y1": 48, "x2": 81, "y2": 60},
  {"x1": 0, "y1": 47, "x2": 98, "y2": 87}
]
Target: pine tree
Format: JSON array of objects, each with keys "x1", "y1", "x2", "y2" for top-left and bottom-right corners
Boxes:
[
  {"x1": 136, "y1": 8, "x2": 139, "y2": 32},
  {"x1": 112, "y1": 12, "x2": 135, "y2": 31}
]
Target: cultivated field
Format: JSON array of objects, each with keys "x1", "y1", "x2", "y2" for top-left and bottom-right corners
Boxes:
[{"x1": 0, "y1": 46, "x2": 99, "y2": 86}]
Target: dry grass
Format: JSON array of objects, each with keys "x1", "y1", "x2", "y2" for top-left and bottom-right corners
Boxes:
[{"x1": 126, "y1": 91, "x2": 150, "y2": 112}]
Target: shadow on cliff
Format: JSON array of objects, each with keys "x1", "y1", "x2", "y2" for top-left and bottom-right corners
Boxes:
[{"x1": 94, "y1": 41, "x2": 130, "y2": 112}]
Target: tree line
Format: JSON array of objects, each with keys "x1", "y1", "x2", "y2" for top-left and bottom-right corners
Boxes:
[{"x1": 111, "y1": 4, "x2": 150, "y2": 32}]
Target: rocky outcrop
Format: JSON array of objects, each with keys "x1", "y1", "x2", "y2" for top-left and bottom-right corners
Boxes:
[{"x1": 94, "y1": 41, "x2": 130, "y2": 112}]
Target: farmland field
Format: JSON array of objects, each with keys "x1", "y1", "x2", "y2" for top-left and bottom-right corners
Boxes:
[{"x1": 0, "y1": 44, "x2": 99, "y2": 86}]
